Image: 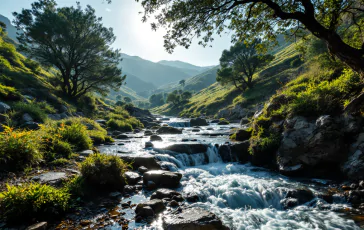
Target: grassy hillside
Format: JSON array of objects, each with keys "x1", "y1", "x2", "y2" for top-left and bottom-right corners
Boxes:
[
  {"x1": 152, "y1": 42, "x2": 300, "y2": 117},
  {"x1": 123, "y1": 72, "x2": 156, "y2": 93},
  {"x1": 158, "y1": 60, "x2": 215, "y2": 76},
  {"x1": 108, "y1": 86, "x2": 147, "y2": 101}
]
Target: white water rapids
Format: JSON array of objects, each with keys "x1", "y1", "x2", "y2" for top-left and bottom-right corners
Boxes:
[{"x1": 97, "y1": 117, "x2": 362, "y2": 230}]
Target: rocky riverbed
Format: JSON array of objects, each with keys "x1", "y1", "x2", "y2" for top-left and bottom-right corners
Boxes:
[{"x1": 45, "y1": 116, "x2": 364, "y2": 229}]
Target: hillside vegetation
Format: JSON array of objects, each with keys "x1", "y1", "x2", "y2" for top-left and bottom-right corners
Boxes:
[{"x1": 153, "y1": 42, "x2": 300, "y2": 118}]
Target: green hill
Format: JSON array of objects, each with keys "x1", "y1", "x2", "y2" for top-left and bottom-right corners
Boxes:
[{"x1": 158, "y1": 60, "x2": 215, "y2": 76}]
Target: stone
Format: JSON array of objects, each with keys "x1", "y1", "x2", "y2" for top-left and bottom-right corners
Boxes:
[
  {"x1": 218, "y1": 120, "x2": 230, "y2": 125},
  {"x1": 285, "y1": 189, "x2": 315, "y2": 205},
  {"x1": 230, "y1": 141, "x2": 251, "y2": 163},
  {"x1": 160, "y1": 144, "x2": 208, "y2": 154},
  {"x1": 26, "y1": 222, "x2": 47, "y2": 230},
  {"x1": 265, "y1": 94, "x2": 289, "y2": 116},
  {"x1": 116, "y1": 134, "x2": 129, "y2": 139},
  {"x1": 32, "y1": 172, "x2": 67, "y2": 186},
  {"x1": 136, "y1": 199, "x2": 165, "y2": 218},
  {"x1": 59, "y1": 112, "x2": 69, "y2": 119},
  {"x1": 218, "y1": 145, "x2": 233, "y2": 163},
  {"x1": 150, "y1": 135, "x2": 163, "y2": 142},
  {"x1": 145, "y1": 141, "x2": 154, "y2": 148},
  {"x1": 190, "y1": 118, "x2": 208, "y2": 126},
  {"x1": 191, "y1": 129, "x2": 200, "y2": 132},
  {"x1": 144, "y1": 130, "x2": 153, "y2": 136},
  {"x1": 95, "y1": 119, "x2": 107, "y2": 125},
  {"x1": 22, "y1": 113, "x2": 33, "y2": 122},
  {"x1": 124, "y1": 185, "x2": 136, "y2": 194},
  {"x1": 147, "y1": 181, "x2": 157, "y2": 190},
  {"x1": 240, "y1": 118, "x2": 250, "y2": 126},
  {"x1": 234, "y1": 129, "x2": 251, "y2": 141},
  {"x1": 47, "y1": 114, "x2": 62, "y2": 120},
  {"x1": 151, "y1": 189, "x2": 182, "y2": 200},
  {"x1": 0, "y1": 102, "x2": 10, "y2": 114},
  {"x1": 160, "y1": 118, "x2": 170, "y2": 121},
  {"x1": 342, "y1": 133, "x2": 364, "y2": 180},
  {"x1": 124, "y1": 171, "x2": 141, "y2": 185},
  {"x1": 278, "y1": 116, "x2": 346, "y2": 178},
  {"x1": 20, "y1": 121, "x2": 39, "y2": 130},
  {"x1": 360, "y1": 181, "x2": 364, "y2": 189},
  {"x1": 184, "y1": 193, "x2": 200, "y2": 202},
  {"x1": 280, "y1": 198, "x2": 299, "y2": 209},
  {"x1": 60, "y1": 105, "x2": 69, "y2": 113},
  {"x1": 119, "y1": 155, "x2": 161, "y2": 170},
  {"x1": 169, "y1": 200, "x2": 179, "y2": 207},
  {"x1": 157, "y1": 126, "x2": 182, "y2": 134},
  {"x1": 210, "y1": 119, "x2": 219, "y2": 123},
  {"x1": 138, "y1": 166, "x2": 149, "y2": 174},
  {"x1": 136, "y1": 206, "x2": 154, "y2": 218},
  {"x1": 79, "y1": 150, "x2": 93, "y2": 156},
  {"x1": 143, "y1": 170, "x2": 182, "y2": 188},
  {"x1": 346, "y1": 190, "x2": 364, "y2": 204},
  {"x1": 162, "y1": 207, "x2": 228, "y2": 230}
]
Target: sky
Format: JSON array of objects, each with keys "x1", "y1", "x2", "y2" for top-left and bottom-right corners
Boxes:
[{"x1": 0, "y1": 0, "x2": 233, "y2": 66}]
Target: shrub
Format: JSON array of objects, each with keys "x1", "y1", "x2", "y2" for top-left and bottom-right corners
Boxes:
[
  {"x1": 0, "y1": 84, "x2": 21, "y2": 100},
  {"x1": 107, "y1": 119, "x2": 133, "y2": 132},
  {"x1": 0, "y1": 126, "x2": 42, "y2": 170},
  {"x1": 58, "y1": 122, "x2": 92, "y2": 151},
  {"x1": 50, "y1": 158, "x2": 70, "y2": 166},
  {"x1": 50, "y1": 140, "x2": 73, "y2": 159},
  {"x1": 80, "y1": 154, "x2": 128, "y2": 189},
  {"x1": 12, "y1": 102, "x2": 48, "y2": 123},
  {"x1": 0, "y1": 183, "x2": 70, "y2": 222}
]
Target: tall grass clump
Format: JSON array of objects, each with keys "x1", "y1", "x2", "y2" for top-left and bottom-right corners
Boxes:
[
  {"x1": 57, "y1": 122, "x2": 92, "y2": 151},
  {"x1": 0, "y1": 183, "x2": 70, "y2": 222},
  {"x1": 80, "y1": 154, "x2": 129, "y2": 190},
  {"x1": 12, "y1": 101, "x2": 48, "y2": 123},
  {"x1": 107, "y1": 118, "x2": 133, "y2": 132},
  {"x1": 0, "y1": 126, "x2": 42, "y2": 170}
]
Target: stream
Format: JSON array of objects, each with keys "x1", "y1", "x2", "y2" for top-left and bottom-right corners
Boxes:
[{"x1": 97, "y1": 117, "x2": 363, "y2": 230}]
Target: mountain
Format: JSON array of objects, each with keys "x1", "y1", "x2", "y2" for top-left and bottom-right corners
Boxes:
[
  {"x1": 123, "y1": 72, "x2": 156, "y2": 93},
  {"x1": 158, "y1": 60, "x2": 216, "y2": 76},
  {"x1": 153, "y1": 66, "x2": 219, "y2": 94},
  {"x1": 0, "y1": 14, "x2": 20, "y2": 42},
  {"x1": 119, "y1": 54, "x2": 193, "y2": 87}
]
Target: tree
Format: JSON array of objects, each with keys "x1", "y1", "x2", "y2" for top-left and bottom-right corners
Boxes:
[
  {"x1": 123, "y1": 96, "x2": 132, "y2": 103},
  {"x1": 136, "y1": 0, "x2": 364, "y2": 76},
  {"x1": 217, "y1": 39, "x2": 274, "y2": 90},
  {"x1": 179, "y1": 79, "x2": 186, "y2": 88},
  {"x1": 166, "y1": 92, "x2": 180, "y2": 105},
  {"x1": 149, "y1": 93, "x2": 165, "y2": 106},
  {"x1": 13, "y1": 1, "x2": 125, "y2": 99},
  {"x1": 181, "y1": 91, "x2": 192, "y2": 101}
]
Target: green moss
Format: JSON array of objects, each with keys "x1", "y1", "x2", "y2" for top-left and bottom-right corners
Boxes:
[{"x1": 0, "y1": 183, "x2": 70, "y2": 222}]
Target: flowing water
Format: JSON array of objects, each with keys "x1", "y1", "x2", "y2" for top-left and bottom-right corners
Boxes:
[{"x1": 98, "y1": 117, "x2": 363, "y2": 230}]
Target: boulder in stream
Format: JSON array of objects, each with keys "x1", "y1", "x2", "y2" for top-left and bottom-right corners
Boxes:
[
  {"x1": 119, "y1": 155, "x2": 161, "y2": 170},
  {"x1": 157, "y1": 126, "x2": 182, "y2": 134},
  {"x1": 190, "y1": 118, "x2": 208, "y2": 126},
  {"x1": 124, "y1": 171, "x2": 141, "y2": 185},
  {"x1": 135, "y1": 199, "x2": 165, "y2": 218},
  {"x1": 150, "y1": 135, "x2": 163, "y2": 141},
  {"x1": 162, "y1": 207, "x2": 229, "y2": 230},
  {"x1": 160, "y1": 144, "x2": 208, "y2": 154},
  {"x1": 143, "y1": 170, "x2": 182, "y2": 188},
  {"x1": 151, "y1": 189, "x2": 182, "y2": 200}
]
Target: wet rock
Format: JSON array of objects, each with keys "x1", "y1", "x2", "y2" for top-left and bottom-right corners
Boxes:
[
  {"x1": 285, "y1": 189, "x2": 315, "y2": 205},
  {"x1": 136, "y1": 206, "x2": 154, "y2": 218},
  {"x1": 160, "y1": 118, "x2": 170, "y2": 121},
  {"x1": 162, "y1": 207, "x2": 228, "y2": 230},
  {"x1": 240, "y1": 118, "x2": 250, "y2": 126},
  {"x1": 79, "y1": 150, "x2": 94, "y2": 156},
  {"x1": 278, "y1": 116, "x2": 347, "y2": 178},
  {"x1": 144, "y1": 130, "x2": 153, "y2": 136},
  {"x1": 190, "y1": 118, "x2": 208, "y2": 126},
  {"x1": 184, "y1": 193, "x2": 200, "y2": 202},
  {"x1": 26, "y1": 222, "x2": 47, "y2": 230},
  {"x1": 120, "y1": 155, "x2": 161, "y2": 170},
  {"x1": 157, "y1": 126, "x2": 182, "y2": 134},
  {"x1": 147, "y1": 181, "x2": 157, "y2": 190},
  {"x1": 218, "y1": 145, "x2": 233, "y2": 163},
  {"x1": 116, "y1": 134, "x2": 129, "y2": 139},
  {"x1": 191, "y1": 129, "x2": 200, "y2": 132},
  {"x1": 160, "y1": 144, "x2": 208, "y2": 154},
  {"x1": 280, "y1": 198, "x2": 299, "y2": 209},
  {"x1": 0, "y1": 102, "x2": 10, "y2": 114},
  {"x1": 143, "y1": 170, "x2": 182, "y2": 188},
  {"x1": 124, "y1": 185, "x2": 136, "y2": 194},
  {"x1": 124, "y1": 171, "x2": 141, "y2": 185},
  {"x1": 230, "y1": 141, "x2": 251, "y2": 163},
  {"x1": 136, "y1": 199, "x2": 165, "y2": 216},
  {"x1": 151, "y1": 189, "x2": 182, "y2": 200},
  {"x1": 145, "y1": 141, "x2": 154, "y2": 148},
  {"x1": 234, "y1": 129, "x2": 251, "y2": 141},
  {"x1": 218, "y1": 120, "x2": 230, "y2": 125},
  {"x1": 138, "y1": 166, "x2": 149, "y2": 174},
  {"x1": 32, "y1": 172, "x2": 67, "y2": 186},
  {"x1": 210, "y1": 119, "x2": 219, "y2": 124},
  {"x1": 150, "y1": 135, "x2": 163, "y2": 142},
  {"x1": 346, "y1": 190, "x2": 364, "y2": 204},
  {"x1": 169, "y1": 200, "x2": 179, "y2": 207}
]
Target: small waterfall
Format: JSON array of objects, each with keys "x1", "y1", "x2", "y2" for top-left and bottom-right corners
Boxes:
[
  {"x1": 205, "y1": 145, "x2": 221, "y2": 163},
  {"x1": 166, "y1": 121, "x2": 190, "y2": 127},
  {"x1": 155, "y1": 154, "x2": 184, "y2": 168}
]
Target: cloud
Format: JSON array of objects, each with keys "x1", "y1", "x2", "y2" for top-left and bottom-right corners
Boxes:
[{"x1": 105, "y1": 8, "x2": 111, "y2": 12}]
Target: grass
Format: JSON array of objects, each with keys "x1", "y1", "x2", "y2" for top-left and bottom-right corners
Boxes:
[
  {"x1": 12, "y1": 102, "x2": 50, "y2": 123},
  {"x1": 80, "y1": 154, "x2": 129, "y2": 189},
  {"x1": 0, "y1": 183, "x2": 70, "y2": 222}
]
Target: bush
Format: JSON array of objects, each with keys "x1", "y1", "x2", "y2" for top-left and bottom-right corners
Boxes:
[
  {"x1": 12, "y1": 102, "x2": 48, "y2": 123},
  {"x1": 0, "y1": 183, "x2": 70, "y2": 222},
  {"x1": 50, "y1": 158, "x2": 70, "y2": 166},
  {"x1": 50, "y1": 140, "x2": 73, "y2": 159},
  {"x1": 80, "y1": 154, "x2": 128, "y2": 189},
  {"x1": 0, "y1": 126, "x2": 42, "y2": 170},
  {"x1": 107, "y1": 119, "x2": 133, "y2": 132},
  {"x1": 58, "y1": 122, "x2": 92, "y2": 151}
]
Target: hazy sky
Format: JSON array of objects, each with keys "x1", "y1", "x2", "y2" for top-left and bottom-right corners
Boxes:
[{"x1": 0, "y1": 0, "x2": 232, "y2": 66}]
